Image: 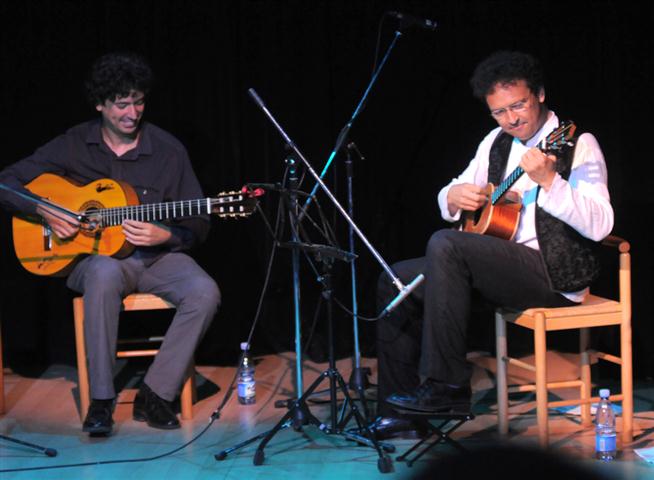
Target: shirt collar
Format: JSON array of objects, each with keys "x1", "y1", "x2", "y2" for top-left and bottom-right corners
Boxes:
[
  {"x1": 521, "y1": 110, "x2": 559, "y2": 149},
  {"x1": 85, "y1": 119, "x2": 153, "y2": 160}
]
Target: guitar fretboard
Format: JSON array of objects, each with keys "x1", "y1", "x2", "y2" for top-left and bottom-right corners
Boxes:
[
  {"x1": 490, "y1": 121, "x2": 575, "y2": 206},
  {"x1": 491, "y1": 166, "x2": 524, "y2": 204},
  {"x1": 97, "y1": 196, "x2": 248, "y2": 227}
]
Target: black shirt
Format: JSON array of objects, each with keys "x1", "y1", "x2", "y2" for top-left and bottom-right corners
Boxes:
[{"x1": 0, "y1": 119, "x2": 210, "y2": 252}]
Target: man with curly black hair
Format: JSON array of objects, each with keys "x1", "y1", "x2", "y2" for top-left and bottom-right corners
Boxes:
[
  {"x1": 372, "y1": 51, "x2": 613, "y2": 439},
  {"x1": 0, "y1": 52, "x2": 220, "y2": 436}
]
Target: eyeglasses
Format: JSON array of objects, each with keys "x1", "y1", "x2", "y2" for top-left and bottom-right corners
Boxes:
[{"x1": 489, "y1": 98, "x2": 530, "y2": 119}]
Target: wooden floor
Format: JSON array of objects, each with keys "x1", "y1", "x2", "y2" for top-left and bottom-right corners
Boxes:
[{"x1": 1, "y1": 352, "x2": 653, "y2": 479}]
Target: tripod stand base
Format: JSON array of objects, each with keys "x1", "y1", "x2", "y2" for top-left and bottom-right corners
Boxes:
[
  {"x1": 251, "y1": 367, "x2": 395, "y2": 473},
  {"x1": 273, "y1": 397, "x2": 310, "y2": 429}
]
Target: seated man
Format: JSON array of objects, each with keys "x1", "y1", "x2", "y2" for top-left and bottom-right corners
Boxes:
[
  {"x1": 0, "y1": 52, "x2": 221, "y2": 436},
  {"x1": 374, "y1": 50, "x2": 613, "y2": 438}
]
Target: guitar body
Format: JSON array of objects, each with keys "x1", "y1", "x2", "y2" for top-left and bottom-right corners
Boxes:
[
  {"x1": 462, "y1": 183, "x2": 522, "y2": 241},
  {"x1": 12, "y1": 174, "x2": 138, "y2": 276}
]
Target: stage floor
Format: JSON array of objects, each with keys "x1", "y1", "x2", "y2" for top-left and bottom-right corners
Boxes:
[{"x1": 1, "y1": 352, "x2": 653, "y2": 479}]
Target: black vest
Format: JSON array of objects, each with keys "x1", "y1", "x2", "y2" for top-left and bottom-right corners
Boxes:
[{"x1": 488, "y1": 131, "x2": 601, "y2": 292}]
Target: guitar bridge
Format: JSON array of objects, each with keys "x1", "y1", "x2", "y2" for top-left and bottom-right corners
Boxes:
[{"x1": 43, "y1": 224, "x2": 52, "y2": 251}]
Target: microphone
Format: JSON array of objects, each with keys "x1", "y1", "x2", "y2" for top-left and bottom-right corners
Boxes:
[
  {"x1": 381, "y1": 274, "x2": 425, "y2": 316},
  {"x1": 387, "y1": 11, "x2": 437, "y2": 31}
]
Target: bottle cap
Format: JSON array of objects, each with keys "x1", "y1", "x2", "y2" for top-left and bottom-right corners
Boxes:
[
  {"x1": 240, "y1": 342, "x2": 249, "y2": 351},
  {"x1": 599, "y1": 388, "x2": 610, "y2": 398}
]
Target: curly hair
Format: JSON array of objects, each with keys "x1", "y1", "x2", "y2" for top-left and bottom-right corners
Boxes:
[
  {"x1": 470, "y1": 51, "x2": 544, "y2": 100},
  {"x1": 85, "y1": 52, "x2": 153, "y2": 106}
]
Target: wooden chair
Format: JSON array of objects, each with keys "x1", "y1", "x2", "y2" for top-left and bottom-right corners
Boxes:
[
  {"x1": 73, "y1": 293, "x2": 195, "y2": 421},
  {"x1": 495, "y1": 235, "x2": 632, "y2": 447}
]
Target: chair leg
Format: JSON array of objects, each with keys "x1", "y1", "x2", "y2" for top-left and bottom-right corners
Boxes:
[
  {"x1": 580, "y1": 328, "x2": 592, "y2": 426},
  {"x1": 495, "y1": 312, "x2": 509, "y2": 435},
  {"x1": 534, "y1": 313, "x2": 549, "y2": 447},
  {"x1": 621, "y1": 316, "x2": 633, "y2": 443},
  {"x1": 73, "y1": 297, "x2": 90, "y2": 421},
  {"x1": 180, "y1": 364, "x2": 195, "y2": 420}
]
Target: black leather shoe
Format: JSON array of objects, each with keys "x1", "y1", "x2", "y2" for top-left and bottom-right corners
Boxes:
[
  {"x1": 133, "y1": 383, "x2": 180, "y2": 430},
  {"x1": 83, "y1": 399, "x2": 114, "y2": 435},
  {"x1": 386, "y1": 379, "x2": 471, "y2": 413},
  {"x1": 368, "y1": 416, "x2": 428, "y2": 440}
]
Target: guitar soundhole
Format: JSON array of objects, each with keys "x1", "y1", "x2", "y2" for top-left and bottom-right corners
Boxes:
[
  {"x1": 79, "y1": 200, "x2": 104, "y2": 236},
  {"x1": 472, "y1": 207, "x2": 482, "y2": 225}
]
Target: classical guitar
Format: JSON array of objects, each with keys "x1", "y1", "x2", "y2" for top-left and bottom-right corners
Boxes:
[
  {"x1": 11, "y1": 173, "x2": 262, "y2": 276},
  {"x1": 462, "y1": 121, "x2": 577, "y2": 240}
]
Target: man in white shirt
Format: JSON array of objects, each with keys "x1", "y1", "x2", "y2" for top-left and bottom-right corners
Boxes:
[{"x1": 373, "y1": 51, "x2": 613, "y2": 439}]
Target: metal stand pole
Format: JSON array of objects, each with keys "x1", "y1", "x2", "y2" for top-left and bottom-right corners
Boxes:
[
  {"x1": 344, "y1": 144, "x2": 372, "y2": 421},
  {"x1": 286, "y1": 155, "x2": 307, "y2": 427}
]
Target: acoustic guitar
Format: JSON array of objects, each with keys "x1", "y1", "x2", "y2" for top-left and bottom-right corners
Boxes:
[
  {"x1": 11, "y1": 173, "x2": 261, "y2": 276},
  {"x1": 462, "y1": 121, "x2": 577, "y2": 240}
]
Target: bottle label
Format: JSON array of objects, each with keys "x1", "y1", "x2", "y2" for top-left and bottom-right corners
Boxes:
[
  {"x1": 238, "y1": 379, "x2": 255, "y2": 399},
  {"x1": 596, "y1": 434, "x2": 616, "y2": 452}
]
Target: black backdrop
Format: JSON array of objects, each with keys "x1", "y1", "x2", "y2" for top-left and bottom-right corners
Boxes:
[{"x1": 1, "y1": 1, "x2": 652, "y2": 380}]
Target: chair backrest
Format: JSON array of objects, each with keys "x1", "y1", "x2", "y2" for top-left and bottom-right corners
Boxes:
[{"x1": 598, "y1": 235, "x2": 631, "y2": 320}]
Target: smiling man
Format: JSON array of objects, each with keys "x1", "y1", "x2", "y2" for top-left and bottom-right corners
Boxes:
[
  {"x1": 373, "y1": 51, "x2": 614, "y2": 439},
  {"x1": 0, "y1": 52, "x2": 220, "y2": 436}
]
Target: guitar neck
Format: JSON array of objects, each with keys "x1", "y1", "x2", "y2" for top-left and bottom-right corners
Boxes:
[
  {"x1": 99, "y1": 198, "x2": 212, "y2": 226},
  {"x1": 491, "y1": 166, "x2": 525, "y2": 204},
  {"x1": 490, "y1": 121, "x2": 575, "y2": 205}
]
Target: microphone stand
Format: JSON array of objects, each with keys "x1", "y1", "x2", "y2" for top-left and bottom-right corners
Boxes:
[
  {"x1": 299, "y1": 29, "x2": 402, "y2": 219},
  {"x1": 343, "y1": 143, "x2": 370, "y2": 420},
  {"x1": 286, "y1": 155, "x2": 308, "y2": 427},
  {"x1": 239, "y1": 89, "x2": 423, "y2": 473},
  {"x1": 294, "y1": 28, "x2": 407, "y2": 414},
  {"x1": 248, "y1": 88, "x2": 423, "y2": 312}
]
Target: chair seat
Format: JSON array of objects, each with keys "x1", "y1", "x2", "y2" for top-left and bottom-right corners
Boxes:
[
  {"x1": 499, "y1": 295, "x2": 622, "y2": 331},
  {"x1": 121, "y1": 293, "x2": 174, "y2": 311}
]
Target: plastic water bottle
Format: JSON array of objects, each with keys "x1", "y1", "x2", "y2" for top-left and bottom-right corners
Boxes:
[
  {"x1": 237, "y1": 342, "x2": 256, "y2": 405},
  {"x1": 595, "y1": 388, "x2": 617, "y2": 461}
]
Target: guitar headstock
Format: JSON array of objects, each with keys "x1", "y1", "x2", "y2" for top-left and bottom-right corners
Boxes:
[
  {"x1": 543, "y1": 120, "x2": 577, "y2": 155},
  {"x1": 210, "y1": 186, "x2": 264, "y2": 218}
]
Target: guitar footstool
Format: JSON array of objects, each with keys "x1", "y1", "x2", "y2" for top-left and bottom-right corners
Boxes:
[{"x1": 393, "y1": 408, "x2": 475, "y2": 467}]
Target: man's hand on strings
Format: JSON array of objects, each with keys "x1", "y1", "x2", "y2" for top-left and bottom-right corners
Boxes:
[
  {"x1": 447, "y1": 183, "x2": 488, "y2": 216},
  {"x1": 122, "y1": 220, "x2": 172, "y2": 246},
  {"x1": 37, "y1": 204, "x2": 80, "y2": 239}
]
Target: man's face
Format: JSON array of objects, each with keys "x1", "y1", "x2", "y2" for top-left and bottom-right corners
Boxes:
[
  {"x1": 96, "y1": 90, "x2": 145, "y2": 138},
  {"x1": 485, "y1": 80, "x2": 546, "y2": 142}
]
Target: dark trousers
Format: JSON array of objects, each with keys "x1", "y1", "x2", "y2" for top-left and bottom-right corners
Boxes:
[{"x1": 376, "y1": 230, "x2": 575, "y2": 416}]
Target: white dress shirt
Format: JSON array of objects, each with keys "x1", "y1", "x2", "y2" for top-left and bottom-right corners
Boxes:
[{"x1": 437, "y1": 112, "x2": 614, "y2": 302}]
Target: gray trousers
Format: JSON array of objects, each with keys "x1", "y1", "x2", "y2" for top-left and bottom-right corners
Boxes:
[{"x1": 67, "y1": 250, "x2": 221, "y2": 402}]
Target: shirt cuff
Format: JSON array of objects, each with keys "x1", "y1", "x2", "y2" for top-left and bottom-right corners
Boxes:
[{"x1": 536, "y1": 172, "x2": 564, "y2": 209}]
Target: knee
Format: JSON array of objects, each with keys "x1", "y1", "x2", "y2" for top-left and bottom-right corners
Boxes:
[
  {"x1": 79, "y1": 257, "x2": 126, "y2": 295},
  {"x1": 426, "y1": 229, "x2": 459, "y2": 258},
  {"x1": 182, "y1": 277, "x2": 221, "y2": 316}
]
